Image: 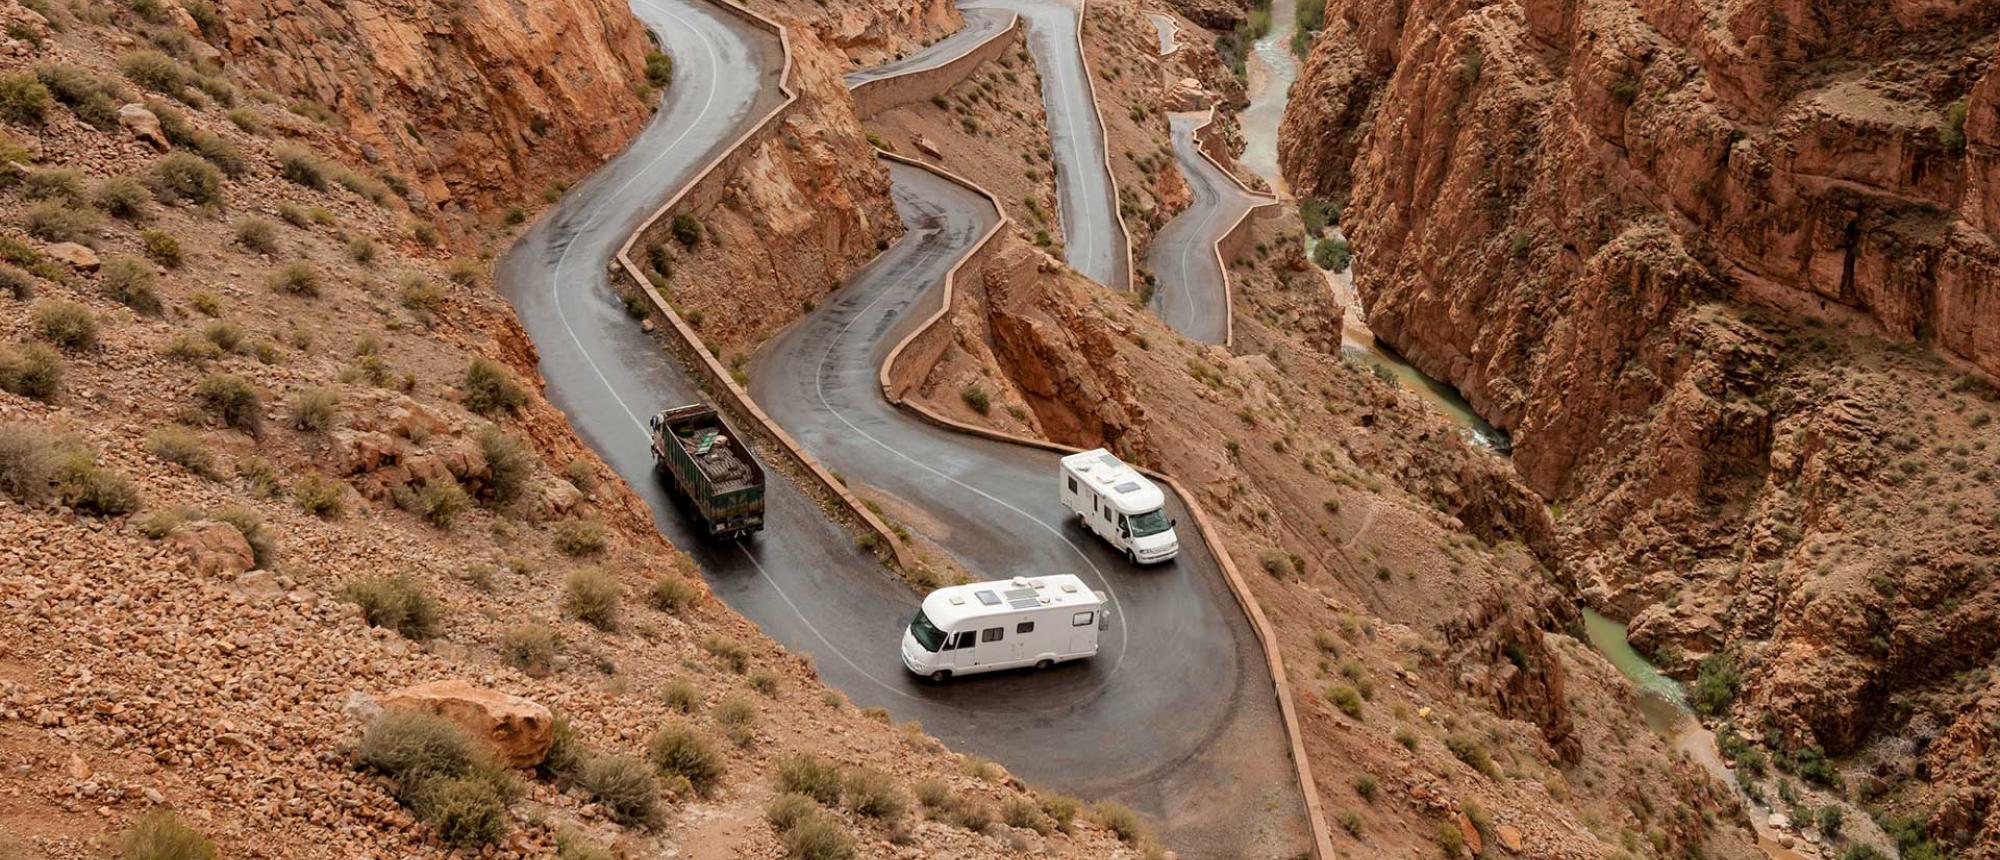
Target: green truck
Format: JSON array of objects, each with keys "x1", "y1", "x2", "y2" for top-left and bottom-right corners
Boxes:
[{"x1": 649, "y1": 403, "x2": 765, "y2": 539}]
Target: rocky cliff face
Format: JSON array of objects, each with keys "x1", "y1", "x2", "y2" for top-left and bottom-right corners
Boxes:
[
  {"x1": 1280, "y1": 0, "x2": 2000, "y2": 845},
  {"x1": 204, "y1": 0, "x2": 651, "y2": 218}
]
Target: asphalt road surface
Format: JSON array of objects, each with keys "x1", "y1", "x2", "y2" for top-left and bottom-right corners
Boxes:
[
  {"x1": 749, "y1": 159, "x2": 1305, "y2": 857},
  {"x1": 497, "y1": 1, "x2": 1305, "y2": 855},
  {"x1": 960, "y1": 0, "x2": 1129, "y2": 289},
  {"x1": 1145, "y1": 113, "x2": 1266, "y2": 344},
  {"x1": 843, "y1": 7, "x2": 1015, "y2": 88}
]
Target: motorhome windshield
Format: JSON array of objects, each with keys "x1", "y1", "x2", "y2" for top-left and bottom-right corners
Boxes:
[
  {"x1": 1128, "y1": 508, "x2": 1171, "y2": 537},
  {"x1": 908, "y1": 610, "x2": 948, "y2": 652}
]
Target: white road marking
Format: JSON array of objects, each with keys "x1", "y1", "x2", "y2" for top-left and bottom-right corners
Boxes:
[{"x1": 807, "y1": 213, "x2": 1133, "y2": 673}]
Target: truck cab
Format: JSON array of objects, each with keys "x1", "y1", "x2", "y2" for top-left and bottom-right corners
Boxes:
[
  {"x1": 901, "y1": 575, "x2": 1107, "y2": 682},
  {"x1": 1058, "y1": 449, "x2": 1179, "y2": 564}
]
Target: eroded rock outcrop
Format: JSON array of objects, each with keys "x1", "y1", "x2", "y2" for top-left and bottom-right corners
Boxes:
[{"x1": 202, "y1": 0, "x2": 652, "y2": 216}]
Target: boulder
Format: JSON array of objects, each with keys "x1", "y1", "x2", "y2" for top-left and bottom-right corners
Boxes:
[
  {"x1": 173, "y1": 521, "x2": 255, "y2": 575},
  {"x1": 339, "y1": 691, "x2": 382, "y2": 725},
  {"x1": 43, "y1": 242, "x2": 99, "y2": 272},
  {"x1": 913, "y1": 135, "x2": 943, "y2": 160},
  {"x1": 1496, "y1": 824, "x2": 1523, "y2": 853},
  {"x1": 1455, "y1": 811, "x2": 1483, "y2": 856},
  {"x1": 381, "y1": 680, "x2": 552, "y2": 768},
  {"x1": 117, "y1": 104, "x2": 169, "y2": 151}
]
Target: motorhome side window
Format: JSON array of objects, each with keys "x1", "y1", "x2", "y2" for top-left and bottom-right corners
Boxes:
[
  {"x1": 981, "y1": 627, "x2": 1004, "y2": 643},
  {"x1": 952, "y1": 632, "x2": 974, "y2": 649},
  {"x1": 1016, "y1": 622, "x2": 1034, "y2": 634},
  {"x1": 1072, "y1": 611, "x2": 1094, "y2": 626},
  {"x1": 1067, "y1": 477, "x2": 1077, "y2": 493}
]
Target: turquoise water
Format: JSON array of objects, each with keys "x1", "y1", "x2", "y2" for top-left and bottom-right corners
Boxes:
[
  {"x1": 1341, "y1": 341, "x2": 1512, "y2": 454},
  {"x1": 1581, "y1": 608, "x2": 1691, "y2": 735}
]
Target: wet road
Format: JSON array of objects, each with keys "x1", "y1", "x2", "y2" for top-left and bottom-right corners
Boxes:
[
  {"x1": 843, "y1": 7, "x2": 1014, "y2": 88},
  {"x1": 1148, "y1": 12, "x2": 1179, "y2": 55},
  {"x1": 497, "y1": 1, "x2": 1304, "y2": 855},
  {"x1": 749, "y1": 160, "x2": 1305, "y2": 857},
  {"x1": 1146, "y1": 113, "x2": 1266, "y2": 344},
  {"x1": 960, "y1": 0, "x2": 1129, "y2": 289}
]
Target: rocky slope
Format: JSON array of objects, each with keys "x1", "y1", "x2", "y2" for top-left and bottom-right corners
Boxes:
[
  {"x1": 0, "y1": 3, "x2": 1137, "y2": 857},
  {"x1": 200, "y1": 0, "x2": 654, "y2": 223},
  {"x1": 1280, "y1": 0, "x2": 2000, "y2": 851}
]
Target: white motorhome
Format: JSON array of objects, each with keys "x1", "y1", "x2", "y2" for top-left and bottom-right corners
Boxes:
[
  {"x1": 1059, "y1": 448, "x2": 1180, "y2": 564},
  {"x1": 901, "y1": 575, "x2": 1107, "y2": 682}
]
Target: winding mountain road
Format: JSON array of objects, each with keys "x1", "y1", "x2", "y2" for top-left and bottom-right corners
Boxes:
[
  {"x1": 843, "y1": 7, "x2": 1014, "y2": 88},
  {"x1": 1145, "y1": 113, "x2": 1266, "y2": 344},
  {"x1": 960, "y1": 0, "x2": 1129, "y2": 289},
  {"x1": 497, "y1": 1, "x2": 1305, "y2": 855}
]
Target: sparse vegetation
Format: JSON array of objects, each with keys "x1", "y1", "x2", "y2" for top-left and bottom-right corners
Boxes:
[
  {"x1": 960, "y1": 384, "x2": 991, "y2": 414},
  {"x1": 149, "y1": 152, "x2": 223, "y2": 205},
  {"x1": 578, "y1": 753, "x2": 660, "y2": 827},
  {"x1": 644, "y1": 51, "x2": 673, "y2": 88},
  {"x1": 24, "y1": 199, "x2": 100, "y2": 243},
  {"x1": 267, "y1": 261, "x2": 320, "y2": 297},
  {"x1": 563, "y1": 567, "x2": 622, "y2": 631},
  {"x1": 140, "y1": 229, "x2": 182, "y2": 267},
  {"x1": 118, "y1": 809, "x2": 218, "y2": 860},
  {"x1": 342, "y1": 573, "x2": 443, "y2": 639},
  {"x1": 395, "y1": 479, "x2": 470, "y2": 529},
  {"x1": 553, "y1": 516, "x2": 608, "y2": 557},
  {"x1": 274, "y1": 145, "x2": 327, "y2": 189},
  {"x1": 95, "y1": 174, "x2": 154, "y2": 220},
  {"x1": 0, "y1": 341, "x2": 62, "y2": 401},
  {"x1": 646, "y1": 722, "x2": 725, "y2": 796},
  {"x1": 462, "y1": 357, "x2": 526, "y2": 415},
  {"x1": 671, "y1": 213, "x2": 703, "y2": 247},
  {"x1": 31, "y1": 299, "x2": 96, "y2": 350},
  {"x1": 1094, "y1": 800, "x2": 1147, "y2": 844},
  {"x1": 501, "y1": 623, "x2": 561, "y2": 677},
  {"x1": 776, "y1": 753, "x2": 844, "y2": 805},
  {"x1": 234, "y1": 217, "x2": 279, "y2": 254},
  {"x1": 1692, "y1": 653, "x2": 1740, "y2": 717},
  {"x1": 55, "y1": 448, "x2": 140, "y2": 516},
  {"x1": 145, "y1": 427, "x2": 218, "y2": 478},
  {"x1": 474, "y1": 426, "x2": 531, "y2": 506},
  {"x1": 292, "y1": 472, "x2": 345, "y2": 518},
  {"x1": 0, "y1": 422, "x2": 54, "y2": 503},
  {"x1": 0, "y1": 71, "x2": 51, "y2": 125},
  {"x1": 194, "y1": 373, "x2": 262, "y2": 435},
  {"x1": 101, "y1": 255, "x2": 163, "y2": 314},
  {"x1": 1445, "y1": 733, "x2": 1497, "y2": 778},
  {"x1": 290, "y1": 387, "x2": 341, "y2": 432},
  {"x1": 843, "y1": 767, "x2": 907, "y2": 820},
  {"x1": 648, "y1": 574, "x2": 700, "y2": 614}
]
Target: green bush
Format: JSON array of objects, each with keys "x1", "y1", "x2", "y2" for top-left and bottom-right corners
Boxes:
[
  {"x1": 765, "y1": 792, "x2": 819, "y2": 831},
  {"x1": 292, "y1": 473, "x2": 345, "y2": 518},
  {"x1": 539, "y1": 711, "x2": 584, "y2": 781},
  {"x1": 0, "y1": 422, "x2": 54, "y2": 502},
  {"x1": 24, "y1": 167, "x2": 84, "y2": 203},
  {"x1": 348, "y1": 235, "x2": 378, "y2": 265},
  {"x1": 1444, "y1": 733, "x2": 1496, "y2": 778},
  {"x1": 644, "y1": 51, "x2": 673, "y2": 88},
  {"x1": 149, "y1": 152, "x2": 222, "y2": 204},
  {"x1": 140, "y1": 230, "x2": 182, "y2": 267},
  {"x1": 1692, "y1": 654, "x2": 1740, "y2": 717},
  {"x1": 1039, "y1": 792, "x2": 1081, "y2": 833},
  {"x1": 552, "y1": 517, "x2": 607, "y2": 557},
  {"x1": 502, "y1": 623, "x2": 561, "y2": 677},
  {"x1": 411, "y1": 775, "x2": 509, "y2": 848},
  {"x1": 702, "y1": 635, "x2": 750, "y2": 673},
  {"x1": 291, "y1": 386, "x2": 340, "y2": 432},
  {"x1": 341, "y1": 573, "x2": 442, "y2": 639},
  {"x1": 195, "y1": 373, "x2": 262, "y2": 435},
  {"x1": 1094, "y1": 800, "x2": 1146, "y2": 844},
  {"x1": 35, "y1": 64, "x2": 119, "y2": 129},
  {"x1": 960, "y1": 384, "x2": 990, "y2": 414},
  {"x1": 646, "y1": 722, "x2": 725, "y2": 796},
  {"x1": 648, "y1": 575, "x2": 700, "y2": 614},
  {"x1": 775, "y1": 753, "x2": 843, "y2": 805},
  {"x1": 0, "y1": 342, "x2": 63, "y2": 401},
  {"x1": 120, "y1": 50, "x2": 188, "y2": 94},
  {"x1": 95, "y1": 174, "x2": 154, "y2": 220},
  {"x1": 474, "y1": 426, "x2": 531, "y2": 506},
  {"x1": 1327, "y1": 683, "x2": 1364, "y2": 719},
  {"x1": 0, "y1": 263, "x2": 32, "y2": 300},
  {"x1": 211, "y1": 506, "x2": 276, "y2": 569},
  {"x1": 200, "y1": 320, "x2": 243, "y2": 352},
  {"x1": 842, "y1": 767, "x2": 907, "y2": 819},
  {"x1": 267, "y1": 261, "x2": 319, "y2": 297},
  {"x1": 274, "y1": 145, "x2": 326, "y2": 189},
  {"x1": 1313, "y1": 237, "x2": 1351, "y2": 272},
  {"x1": 24, "y1": 199, "x2": 100, "y2": 243},
  {"x1": 0, "y1": 71, "x2": 51, "y2": 125},
  {"x1": 396, "y1": 479, "x2": 470, "y2": 529},
  {"x1": 145, "y1": 427, "x2": 217, "y2": 478},
  {"x1": 31, "y1": 299, "x2": 96, "y2": 349},
  {"x1": 577, "y1": 753, "x2": 660, "y2": 827},
  {"x1": 101, "y1": 255, "x2": 163, "y2": 314},
  {"x1": 1941, "y1": 99, "x2": 1969, "y2": 152},
  {"x1": 399, "y1": 274, "x2": 444, "y2": 312},
  {"x1": 1002, "y1": 795, "x2": 1052, "y2": 834},
  {"x1": 233, "y1": 217, "x2": 278, "y2": 254},
  {"x1": 563, "y1": 567, "x2": 622, "y2": 631},
  {"x1": 670, "y1": 213, "x2": 702, "y2": 247},
  {"x1": 54, "y1": 449, "x2": 139, "y2": 516},
  {"x1": 462, "y1": 357, "x2": 526, "y2": 415},
  {"x1": 118, "y1": 808, "x2": 217, "y2": 860},
  {"x1": 164, "y1": 330, "x2": 222, "y2": 364},
  {"x1": 225, "y1": 107, "x2": 262, "y2": 135},
  {"x1": 659, "y1": 679, "x2": 702, "y2": 714},
  {"x1": 780, "y1": 813, "x2": 855, "y2": 860}
]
